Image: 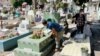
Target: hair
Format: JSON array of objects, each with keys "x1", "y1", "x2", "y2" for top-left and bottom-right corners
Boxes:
[
  {"x1": 42, "y1": 20, "x2": 47, "y2": 25},
  {"x1": 47, "y1": 18, "x2": 52, "y2": 22},
  {"x1": 79, "y1": 9, "x2": 84, "y2": 12}
]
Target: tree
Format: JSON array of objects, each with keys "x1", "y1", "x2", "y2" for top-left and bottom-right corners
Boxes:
[
  {"x1": 13, "y1": 0, "x2": 32, "y2": 8},
  {"x1": 25, "y1": 0, "x2": 32, "y2": 5},
  {"x1": 74, "y1": 0, "x2": 89, "y2": 6},
  {"x1": 39, "y1": 0, "x2": 47, "y2": 3},
  {"x1": 13, "y1": 0, "x2": 22, "y2": 8}
]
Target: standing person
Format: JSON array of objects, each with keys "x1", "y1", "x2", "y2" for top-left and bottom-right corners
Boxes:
[
  {"x1": 42, "y1": 20, "x2": 64, "y2": 51},
  {"x1": 36, "y1": 9, "x2": 43, "y2": 20},
  {"x1": 73, "y1": 9, "x2": 86, "y2": 33},
  {"x1": 34, "y1": 15, "x2": 43, "y2": 24},
  {"x1": 27, "y1": 7, "x2": 34, "y2": 23},
  {"x1": 0, "y1": 16, "x2": 3, "y2": 29},
  {"x1": 58, "y1": 8, "x2": 66, "y2": 19}
]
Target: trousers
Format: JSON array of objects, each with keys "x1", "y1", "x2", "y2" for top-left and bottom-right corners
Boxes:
[
  {"x1": 55, "y1": 30, "x2": 64, "y2": 48},
  {"x1": 77, "y1": 25, "x2": 84, "y2": 33}
]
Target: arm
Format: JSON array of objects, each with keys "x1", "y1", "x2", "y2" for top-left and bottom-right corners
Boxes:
[
  {"x1": 72, "y1": 14, "x2": 77, "y2": 23},
  {"x1": 83, "y1": 14, "x2": 87, "y2": 24},
  {"x1": 51, "y1": 28, "x2": 58, "y2": 37}
]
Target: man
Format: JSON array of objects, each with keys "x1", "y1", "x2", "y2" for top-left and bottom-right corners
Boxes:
[
  {"x1": 42, "y1": 20, "x2": 64, "y2": 51},
  {"x1": 35, "y1": 15, "x2": 42, "y2": 22},
  {"x1": 73, "y1": 9, "x2": 86, "y2": 33}
]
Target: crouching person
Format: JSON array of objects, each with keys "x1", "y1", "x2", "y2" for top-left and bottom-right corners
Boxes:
[{"x1": 42, "y1": 20, "x2": 64, "y2": 51}]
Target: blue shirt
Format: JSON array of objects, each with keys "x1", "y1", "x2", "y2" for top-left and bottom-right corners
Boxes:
[{"x1": 47, "y1": 22, "x2": 63, "y2": 32}]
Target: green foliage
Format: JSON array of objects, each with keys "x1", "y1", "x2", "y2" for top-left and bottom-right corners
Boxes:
[
  {"x1": 24, "y1": 0, "x2": 32, "y2": 5},
  {"x1": 74, "y1": 0, "x2": 89, "y2": 6},
  {"x1": 13, "y1": 1, "x2": 21, "y2": 8},
  {"x1": 11, "y1": 0, "x2": 16, "y2": 5},
  {"x1": 13, "y1": 0, "x2": 24, "y2": 8},
  {"x1": 13, "y1": 0, "x2": 32, "y2": 8},
  {"x1": 31, "y1": 35, "x2": 41, "y2": 39},
  {"x1": 54, "y1": 0, "x2": 68, "y2": 9},
  {"x1": 56, "y1": 2, "x2": 63, "y2": 8},
  {"x1": 40, "y1": 0, "x2": 47, "y2": 3},
  {"x1": 56, "y1": 2, "x2": 68, "y2": 9}
]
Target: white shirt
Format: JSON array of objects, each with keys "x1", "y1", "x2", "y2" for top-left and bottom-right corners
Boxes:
[
  {"x1": 36, "y1": 10, "x2": 43, "y2": 19},
  {"x1": 58, "y1": 8, "x2": 66, "y2": 17},
  {"x1": 36, "y1": 10, "x2": 42, "y2": 15},
  {"x1": 28, "y1": 10, "x2": 34, "y2": 16}
]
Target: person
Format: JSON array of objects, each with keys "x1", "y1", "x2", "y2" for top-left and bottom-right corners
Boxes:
[
  {"x1": 64, "y1": 20, "x2": 68, "y2": 34},
  {"x1": 50, "y1": 6, "x2": 56, "y2": 14},
  {"x1": 0, "y1": 16, "x2": 3, "y2": 29},
  {"x1": 57, "y1": 8, "x2": 66, "y2": 19},
  {"x1": 36, "y1": 9, "x2": 43, "y2": 19},
  {"x1": 35, "y1": 15, "x2": 42, "y2": 23},
  {"x1": 27, "y1": 7, "x2": 34, "y2": 23},
  {"x1": 42, "y1": 20, "x2": 64, "y2": 51},
  {"x1": 1, "y1": 10, "x2": 9, "y2": 20},
  {"x1": 14, "y1": 7, "x2": 21, "y2": 18},
  {"x1": 73, "y1": 9, "x2": 86, "y2": 33},
  {"x1": 84, "y1": 21, "x2": 92, "y2": 37}
]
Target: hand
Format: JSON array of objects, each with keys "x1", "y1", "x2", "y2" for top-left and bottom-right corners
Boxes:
[
  {"x1": 52, "y1": 32, "x2": 57, "y2": 37},
  {"x1": 52, "y1": 32, "x2": 55, "y2": 35}
]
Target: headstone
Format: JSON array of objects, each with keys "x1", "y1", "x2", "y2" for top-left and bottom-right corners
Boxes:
[{"x1": 17, "y1": 20, "x2": 29, "y2": 34}]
